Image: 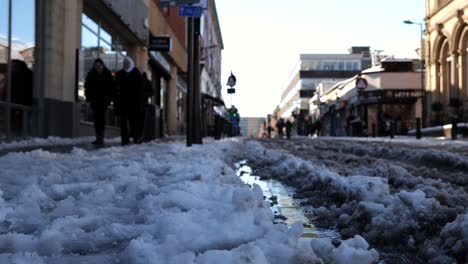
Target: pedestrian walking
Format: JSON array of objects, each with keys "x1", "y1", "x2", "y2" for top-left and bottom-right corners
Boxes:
[
  {"x1": 140, "y1": 72, "x2": 155, "y2": 142},
  {"x1": 285, "y1": 119, "x2": 293, "y2": 139},
  {"x1": 267, "y1": 124, "x2": 273, "y2": 138},
  {"x1": 84, "y1": 58, "x2": 114, "y2": 147},
  {"x1": 315, "y1": 120, "x2": 322, "y2": 137},
  {"x1": 115, "y1": 56, "x2": 144, "y2": 145},
  {"x1": 276, "y1": 118, "x2": 284, "y2": 139}
]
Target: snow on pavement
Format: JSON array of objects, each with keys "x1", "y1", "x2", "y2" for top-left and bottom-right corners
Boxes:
[{"x1": 0, "y1": 139, "x2": 379, "y2": 264}]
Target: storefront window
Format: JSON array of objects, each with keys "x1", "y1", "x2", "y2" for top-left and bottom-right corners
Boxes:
[
  {"x1": 0, "y1": 0, "x2": 9, "y2": 102},
  {"x1": 0, "y1": 0, "x2": 8, "y2": 136},
  {"x1": 79, "y1": 13, "x2": 128, "y2": 126},
  {"x1": 0, "y1": 0, "x2": 36, "y2": 138}
]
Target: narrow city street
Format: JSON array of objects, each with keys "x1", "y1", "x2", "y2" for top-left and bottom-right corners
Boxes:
[{"x1": 239, "y1": 137, "x2": 468, "y2": 263}]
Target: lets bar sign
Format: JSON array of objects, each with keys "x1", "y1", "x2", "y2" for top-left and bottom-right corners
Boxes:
[
  {"x1": 178, "y1": 5, "x2": 203, "y2": 17},
  {"x1": 160, "y1": 0, "x2": 200, "y2": 7},
  {"x1": 149, "y1": 35, "x2": 172, "y2": 52}
]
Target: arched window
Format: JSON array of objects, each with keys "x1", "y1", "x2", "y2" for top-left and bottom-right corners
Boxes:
[
  {"x1": 438, "y1": 39, "x2": 451, "y2": 105},
  {"x1": 460, "y1": 27, "x2": 468, "y2": 97}
]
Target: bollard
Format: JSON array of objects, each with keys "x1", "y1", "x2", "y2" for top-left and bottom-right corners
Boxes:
[
  {"x1": 416, "y1": 118, "x2": 421, "y2": 140},
  {"x1": 451, "y1": 119, "x2": 458, "y2": 140},
  {"x1": 372, "y1": 123, "x2": 376, "y2": 138}
]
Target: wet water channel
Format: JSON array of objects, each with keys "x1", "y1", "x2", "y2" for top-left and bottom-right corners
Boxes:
[
  {"x1": 235, "y1": 160, "x2": 423, "y2": 264},
  {"x1": 235, "y1": 160, "x2": 340, "y2": 240}
]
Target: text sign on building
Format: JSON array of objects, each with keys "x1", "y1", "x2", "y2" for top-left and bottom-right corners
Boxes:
[
  {"x1": 160, "y1": 0, "x2": 200, "y2": 7},
  {"x1": 149, "y1": 36, "x2": 172, "y2": 52},
  {"x1": 178, "y1": 5, "x2": 203, "y2": 17}
]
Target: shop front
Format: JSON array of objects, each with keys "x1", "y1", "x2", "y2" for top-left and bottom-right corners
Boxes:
[
  {"x1": 358, "y1": 89, "x2": 424, "y2": 136},
  {"x1": 78, "y1": 0, "x2": 148, "y2": 138},
  {"x1": 148, "y1": 51, "x2": 172, "y2": 138}
]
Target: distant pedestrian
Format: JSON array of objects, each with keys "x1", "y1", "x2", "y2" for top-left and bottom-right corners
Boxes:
[
  {"x1": 315, "y1": 120, "x2": 322, "y2": 137},
  {"x1": 213, "y1": 105, "x2": 225, "y2": 140},
  {"x1": 267, "y1": 125, "x2": 273, "y2": 138},
  {"x1": 115, "y1": 56, "x2": 144, "y2": 145},
  {"x1": 140, "y1": 72, "x2": 154, "y2": 142},
  {"x1": 304, "y1": 116, "x2": 312, "y2": 136},
  {"x1": 84, "y1": 58, "x2": 115, "y2": 147},
  {"x1": 276, "y1": 118, "x2": 284, "y2": 139},
  {"x1": 10, "y1": 60, "x2": 33, "y2": 134},
  {"x1": 285, "y1": 119, "x2": 293, "y2": 139}
]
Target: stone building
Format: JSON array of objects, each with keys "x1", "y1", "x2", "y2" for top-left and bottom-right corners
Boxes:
[{"x1": 426, "y1": 0, "x2": 468, "y2": 125}]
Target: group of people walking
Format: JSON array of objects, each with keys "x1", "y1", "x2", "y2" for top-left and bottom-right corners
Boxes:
[
  {"x1": 84, "y1": 57, "x2": 151, "y2": 147},
  {"x1": 265, "y1": 118, "x2": 322, "y2": 139},
  {"x1": 268, "y1": 118, "x2": 293, "y2": 139}
]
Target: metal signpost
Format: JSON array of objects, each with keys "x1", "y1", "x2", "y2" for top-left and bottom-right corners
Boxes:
[
  {"x1": 159, "y1": 0, "x2": 208, "y2": 147},
  {"x1": 226, "y1": 72, "x2": 236, "y2": 107},
  {"x1": 162, "y1": 0, "x2": 204, "y2": 146}
]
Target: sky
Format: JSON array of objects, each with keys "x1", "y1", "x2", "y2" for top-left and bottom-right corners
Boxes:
[
  {"x1": 0, "y1": 0, "x2": 35, "y2": 43},
  {"x1": 216, "y1": 0, "x2": 426, "y2": 117}
]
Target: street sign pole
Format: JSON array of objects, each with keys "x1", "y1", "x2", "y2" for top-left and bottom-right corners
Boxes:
[
  {"x1": 170, "y1": 0, "x2": 203, "y2": 147},
  {"x1": 226, "y1": 72, "x2": 236, "y2": 108},
  {"x1": 192, "y1": 17, "x2": 202, "y2": 144},
  {"x1": 186, "y1": 16, "x2": 194, "y2": 147}
]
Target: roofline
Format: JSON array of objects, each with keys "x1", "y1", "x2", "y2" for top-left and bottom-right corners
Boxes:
[{"x1": 210, "y1": 0, "x2": 224, "y2": 50}]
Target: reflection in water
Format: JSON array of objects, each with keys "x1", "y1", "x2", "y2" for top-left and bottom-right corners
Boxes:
[{"x1": 235, "y1": 160, "x2": 340, "y2": 239}]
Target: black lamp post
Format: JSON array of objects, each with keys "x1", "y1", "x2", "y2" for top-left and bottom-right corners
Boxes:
[{"x1": 404, "y1": 20, "x2": 425, "y2": 138}]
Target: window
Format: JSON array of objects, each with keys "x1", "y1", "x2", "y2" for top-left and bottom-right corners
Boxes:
[
  {"x1": 353, "y1": 62, "x2": 359, "y2": 70},
  {"x1": 79, "y1": 13, "x2": 128, "y2": 126},
  {"x1": 338, "y1": 62, "x2": 344, "y2": 71},
  {"x1": 0, "y1": 0, "x2": 36, "y2": 138},
  {"x1": 437, "y1": 0, "x2": 452, "y2": 9}
]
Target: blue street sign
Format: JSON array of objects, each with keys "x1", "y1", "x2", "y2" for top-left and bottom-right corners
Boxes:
[{"x1": 178, "y1": 5, "x2": 203, "y2": 17}]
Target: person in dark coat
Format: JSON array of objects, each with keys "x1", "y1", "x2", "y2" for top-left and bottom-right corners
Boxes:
[
  {"x1": 276, "y1": 118, "x2": 284, "y2": 139},
  {"x1": 285, "y1": 119, "x2": 293, "y2": 139},
  {"x1": 140, "y1": 72, "x2": 154, "y2": 142},
  {"x1": 84, "y1": 58, "x2": 114, "y2": 147},
  {"x1": 10, "y1": 60, "x2": 33, "y2": 134},
  {"x1": 11, "y1": 60, "x2": 33, "y2": 106},
  {"x1": 315, "y1": 120, "x2": 322, "y2": 137},
  {"x1": 267, "y1": 125, "x2": 273, "y2": 138},
  {"x1": 115, "y1": 56, "x2": 144, "y2": 145}
]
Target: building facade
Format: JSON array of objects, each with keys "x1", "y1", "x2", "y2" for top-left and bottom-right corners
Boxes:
[
  {"x1": 277, "y1": 47, "x2": 371, "y2": 135},
  {"x1": 239, "y1": 117, "x2": 265, "y2": 138},
  {"x1": 0, "y1": 0, "x2": 223, "y2": 141},
  {"x1": 312, "y1": 60, "x2": 423, "y2": 137},
  {"x1": 426, "y1": 0, "x2": 468, "y2": 125},
  {"x1": 147, "y1": 0, "x2": 189, "y2": 137},
  {"x1": 200, "y1": 0, "x2": 224, "y2": 138},
  {"x1": 0, "y1": 0, "x2": 149, "y2": 139}
]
